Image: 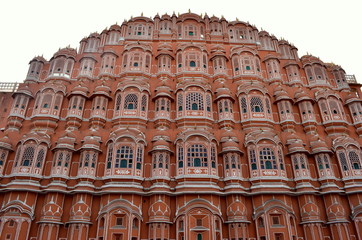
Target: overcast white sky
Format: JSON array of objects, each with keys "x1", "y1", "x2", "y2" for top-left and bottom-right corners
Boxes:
[{"x1": 0, "y1": 0, "x2": 361, "y2": 83}]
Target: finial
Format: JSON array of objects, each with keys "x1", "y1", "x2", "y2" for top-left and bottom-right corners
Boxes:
[
  {"x1": 141, "y1": 12, "x2": 143, "y2": 17},
  {"x1": 188, "y1": 9, "x2": 191, "y2": 13}
]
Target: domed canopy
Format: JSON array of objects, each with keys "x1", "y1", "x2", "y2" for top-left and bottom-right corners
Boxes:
[
  {"x1": 70, "y1": 199, "x2": 91, "y2": 222},
  {"x1": 41, "y1": 200, "x2": 63, "y2": 222},
  {"x1": 220, "y1": 139, "x2": 243, "y2": 154},
  {"x1": 69, "y1": 84, "x2": 89, "y2": 98},
  {"x1": 310, "y1": 135, "x2": 331, "y2": 154},
  {"x1": 14, "y1": 84, "x2": 33, "y2": 98},
  {"x1": 91, "y1": 83, "x2": 111, "y2": 98},
  {"x1": 285, "y1": 133, "x2": 308, "y2": 154},
  {"x1": 344, "y1": 92, "x2": 362, "y2": 105},
  {"x1": 153, "y1": 83, "x2": 173, "y2": 100},
  {"x1": 0, "y1": 135, "x2": 13, "y2": 151},
  {"x1": 294, "y1": 88, "x2": 313, "y2": 103},
  {"x1": 79, "y1": 134, "x2": 102, "y2": 152},
  {"x1": 53, "y1": 132, "x2": 76, "y2": 151},
  {"x1": 53, "y1": 47, "x2": 77, "y2": 59},
  {"x1": 150, "y1": 135, "x2": 172, "y2": 153},
  {"x1": 215, "y1": 87, "x2": 234, "y2": 101},
  {"x1": 273, "y1": 85, "x2": 291, "y2": 102},
  {"x1": 227, "y1": 199, "x2": 248, "y2": 222},
  {"x1": 148, "y1": 199, "x2": 171, "y2": 222}
]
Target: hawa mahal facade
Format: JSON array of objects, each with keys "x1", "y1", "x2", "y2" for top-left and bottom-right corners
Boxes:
[{"x1": 0, "y1": 11, "x2": 362, "y2": 240}]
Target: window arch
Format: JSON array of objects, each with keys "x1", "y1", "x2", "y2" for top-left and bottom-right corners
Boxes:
[
  {"x1": 52, "y1": 150, "x2": 72, "y2": 177},
  {"x1": 318, "y1": 97, "x2": 345, "y2": 122},
  {"x1": 33, "y1": 90, "x2": 64, "y2": 117},
  {"x1": 176, "y1": 49, "x2": 208, "y2": 73},
  {"x1": 239, "y1": 93, "x2": 273, "y2": 121},
  {"x1": 232, "y1": 53, "x2": 261, "y2": 76},
  {"x1": 177, "y1": 88, "x2": 212, "y2": 119},
  {"x1": 13, "y1": 142, "x2": 47, "y2": 175},
  {"x1": 305, "y1": 64, "x2": 327, "y2": 85},
  {"x1": 348, "y1": 102, "x2": 362, "y2": 124},
  {"x1": 247, "y1": 143, "x2": 285, "y2": 178},
  {"x1": 78, "y1": 150, "x2": 98, "y2": 177},
  {"x1": 336, "y1": 147, "x2": 362, "y2": 177},
  {"x1": 314, "y1": 153, "x2": 334, "y2": 178},
  {"x1": 177, "y1": 139, "x2": 218, "y2": 176},
  {"x1": 105, "y1": 141, "x2": 144, "y2": 177}
]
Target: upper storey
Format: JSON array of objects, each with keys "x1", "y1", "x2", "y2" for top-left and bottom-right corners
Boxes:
[{"x1": 20, "y1": 11, "x2": 356, "y2": 90}]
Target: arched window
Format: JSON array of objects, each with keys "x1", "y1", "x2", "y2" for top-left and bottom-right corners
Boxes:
[
  {"x1": 187, "y1": 144, "x2": 208, "y2": 167},
  {"x1": 250, "y1": 97, "x2": 264, "y2": 112},
  {"x1": 21, "y1": 146, "x2": 35, "y2": 166},
  {"x1": 349, "y1": 151, "x2": 361, "y2": 169},
  {"x1": 178, "y1": 145, "x2": 184, "y2": 168},
  {"x1": 190, "y1": 61, "x2": 196, "y2": 67}
]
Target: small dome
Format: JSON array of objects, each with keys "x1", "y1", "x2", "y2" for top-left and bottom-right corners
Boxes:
[
  {"x1": 220, "y1": 130, "x2": 238, "y2": 143},
  {"x1": 14, "y1": 84, "x2": 33, "y2": 97},
  {"x1": 70, "y1": 199, "x2": 91, "y2": 221},
  {"x1": 215, "y1": 87, "x2": 233, "y2": 101},
  {"x1": 109, "y1": 24, "x2": 121, "y2": 31},
  {"x1": 54, "y1": 132, "x2": 76, "y2": 151},
  {"x1": 154, "y1": 83, "x2": 173, "y2": 99},
  {"x1": 161, "y1": 13, "x2": 171, "y2": 20},
  {"x1": 29, "y1": 56, "x2": 46, "y2": 63},
  {"x1": 344, "y1": 92, "x2": 361, "y2": 105},
  {"x1": 227, "y1": 199, "x2": 247, "y2": 221},
  {"x1": 286, "y1": 135, "x2": 308, "y2": 154},
  {"x1": 327, "y1": 203, "x2": 345, "y2": 221},
  {"x1": 89, "y1": 32, "x2": 100, "y2": 38},
  {"x1": 301, "y1": 202, "x2": 320, "y2": 221},
  {"x1": 0, "y1": 135, "x2": 13, "y2": 151},
  {"x1": 294, "y1": 88, "x2": 312, "y2": 103},
  {"x1": 80, "y1": 134, "x2": 102, "y2": 151},
  {"x1": 41, "y1": 200, "x2": 63, "y2": 222},
  {"x1": 148, "y1": 199, "x2": 171, "y2": 222},
  {"x1": 70, "y1": 84, "x2": 89, "y2": 97},
  {"x1": 151, "y1": 136, "x2": 171, "y2": 152},
  {"x1": 53, "y1": 47, "x2": 77, "y2": 59},
  {"x1": 92, "y1": 83, "x2": 111, "y2": 98},
  {"x1": 273, "y1": 86, "x2": 291, "y2": 102},
  {"x1": 221, "y1": 139, "x2": 242, "y2": 154},
  {"x1": 310, "y1": 135, "x2": 331, "y2": 154}
]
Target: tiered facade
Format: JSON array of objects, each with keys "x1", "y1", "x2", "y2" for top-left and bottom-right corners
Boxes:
[{"x1": 0, "y1": 11, "x2": 362, "y2": 240}]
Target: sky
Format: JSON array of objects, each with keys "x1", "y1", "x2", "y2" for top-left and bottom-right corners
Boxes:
[{"x1": 0, "y1": 0, "x2": 361, "y2": 83}]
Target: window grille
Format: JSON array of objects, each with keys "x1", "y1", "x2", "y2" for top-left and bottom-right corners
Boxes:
[
  {"x1": 241, "y1": 97, "x2": 247, "y2": 113},
  {"x1": 338, "y1": 152, "x2": 348, "y2": 171},
  {"x1": 35, "y1": 149, "x2": 45, "y2": 168},
  {"x1": 115, "y1": 94, "x2": 122, "y2": 111},
  {"x1": 349, "y1": 151, "x2": 361, "y2": 169},
  {"x1": 178, "y1": 145, "x2": 184, "y2": 168},
  {"x1": 259, "y1": 148, "x2": 276, "y2": 169},
  {"x1": 106, "y1": 143, "x2": 113, "y2": 169},
  {"x1": 115, "y1": 146, "x2": 133, "y2": 169},
  {"x1": 141, "y1": 95, "x2": 147, "y2": 111},
  {"x1": 22, "y1": 146, "x2": 35, "y2": 166},
  {"x1": 124, "y1": 94, "x2": 138, "y2": 110},
  {"x1": 186, "y1": 92, "x2": 204, "y2": 110},
  {"x1": 250, "y1": 97, "x2": 264, "y2": 112},
  {"x1": 187, "y1": 144, "x2": 208, "y2": 167},
  {"x1": 136, "y1": 146, "x2": 143, "y2": 170}
]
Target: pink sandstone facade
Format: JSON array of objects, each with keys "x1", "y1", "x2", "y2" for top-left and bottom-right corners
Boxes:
[{"x1": 0, "y1": 11, "x2": 362, "y2": 240}]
